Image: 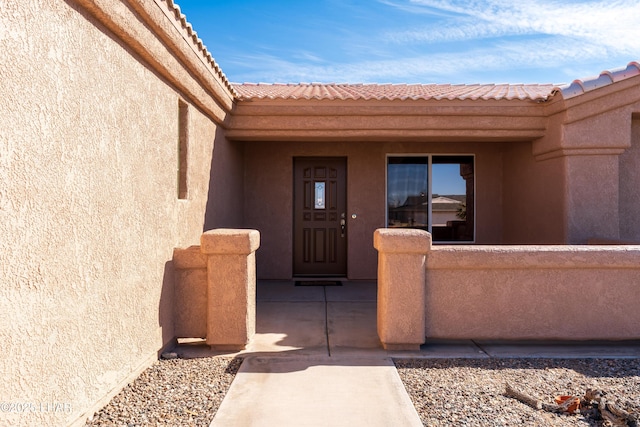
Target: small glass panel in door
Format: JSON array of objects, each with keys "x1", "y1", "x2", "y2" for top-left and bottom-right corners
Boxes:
[{"x1": 314, "y1": 182, "x2": 325, "y2": 209}]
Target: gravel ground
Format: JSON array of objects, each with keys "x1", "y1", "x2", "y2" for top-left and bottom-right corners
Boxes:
[
  {"x1": 83, "y1": 355, "x2": 639, "y2": 426},
  {"x1": 395, "y1": 358, "x2": 640, "y2": 427},
  {"x1": 85, "y1": 356, "x2": 242, "y2": 427}
]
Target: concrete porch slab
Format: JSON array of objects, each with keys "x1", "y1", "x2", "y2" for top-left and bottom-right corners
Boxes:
[
  {"x1": 257, "y1": 280, "x2": 325, "y2": 302},
  {"x1": 209, "y1": 356, "x2": 423, "y2": 427},
  {"x1": 327, "y1": 301, "x2": 380, "y2": 351},
  {"x1": 325, "y1": 281, "x2": 377, "y2": 302},
  {"x1": 244, "y1": 301, "x2": 328, "y2": 355},
  {"x1": 250, "y1": 281, "x2": 382, "y2": 356}
]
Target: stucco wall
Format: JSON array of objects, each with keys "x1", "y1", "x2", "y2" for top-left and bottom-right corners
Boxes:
[
  {"x1": 243, "y1": 141, "x2": 373, "y2": 279},
  {"x1": 502, "y1": 141, "x2": 565, "y2": 243},
  {"x1": 204, "y1": 128, "x2": 244, "y2": 230},
  {"x1": 243, "y1": 141, "x2": 506, "y2": 280},
  {"x1": 424, "y1": 245, "x2": 640, "y2": 340},
  {"x1": 564, "y1": 154, "x2": 621, "y2": 243},
  {"x1": 0, "y1": 1, "x2": 224, "y2": 425},
  {"x1": 619, "y1": 116, "x2": 640, "y2": 241}
]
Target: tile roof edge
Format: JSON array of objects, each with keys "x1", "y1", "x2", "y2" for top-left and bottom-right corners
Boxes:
[
  {"x1": 556, "y1": 61, "x2": 640, "y2": 100},
  {"x1": 163, "y1": 0, "x2": 237, "y2": 98},
  {"x1": 232, "y1": 83, "x2": 555, "y2": 101},
  {"x1": 234, "y1": 61, "x2": 639, "y2": 102}
]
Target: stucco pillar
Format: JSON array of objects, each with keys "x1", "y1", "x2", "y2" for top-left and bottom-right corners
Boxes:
[
  {"x1": 533, "y1": 108, "x2": 630, "y2": 244},
  {"x1": 373, "y1": 228, "x2": 431, "y2": 350},
  {"x1": 200, "y1": 229, "x2": 260, "y2": 350}
]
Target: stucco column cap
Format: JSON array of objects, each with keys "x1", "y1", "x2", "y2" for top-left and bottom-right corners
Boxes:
[
  {"x1": 201, "y1": 229, "x2": 260, "y2": 255},
  {"x1": 373, "y1": 228, "x2": 432, "y2": 254}
]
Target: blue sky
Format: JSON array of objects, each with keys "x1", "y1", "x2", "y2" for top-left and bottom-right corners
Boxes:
[{"x1": 175, "y1": 0, "x2": 639, "y2": 85}]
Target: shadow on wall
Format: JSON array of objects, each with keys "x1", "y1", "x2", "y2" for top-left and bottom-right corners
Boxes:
[
  {"x1": 203, "y1": 127, "x2": 244, "y2": 231},
  {"x1": 158, "y1": 260, "x2": 176, "y2": 355}
]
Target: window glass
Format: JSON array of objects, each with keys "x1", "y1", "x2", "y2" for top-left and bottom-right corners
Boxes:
[
  {"x1": 432, "y1": 156, "x2": 474, "y2": 242},
  {"x1": 387, "y1": 155, "x2": 474, "y2": 242},
  {"x1": 178, "y1": 100, "x2": 189, "y2": 199},
  {"x1": 387, "y1": 157, "x2": 428, "y2": 229},
  {"x1": 314, "y1": 182, "x2": 325, "y2": 209}
]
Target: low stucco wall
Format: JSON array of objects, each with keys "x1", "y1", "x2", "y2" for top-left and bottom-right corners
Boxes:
[
  {"x1": 173, "y1": 230, "x2": 260, "y2": 349},
  {"x1": 374, "y1": 229, "x2": 640, "y2": 347},
  {"x1": 425, "y1": 245, "x2": 640, "y2": 340}
]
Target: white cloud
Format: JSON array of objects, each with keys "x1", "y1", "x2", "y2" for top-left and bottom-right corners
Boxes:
[
  {"x1": 225, "y1": 0, "x2": 640, "y2": 84},
  {"x1": 375, "y1": 0, "x2": 460, "y2": 17},
  {"x1": 292, "y1": 51, "x2": 325, "y2": 63},
  {"x1": 372, "y1": 0, "x2": 640, "y2": 82},
  {"x1": 391, "y1": 0, "x2": 640, "y2": 52},
  {"x1": 228, "y1": 49, "x2": 528, "y2": 84}
]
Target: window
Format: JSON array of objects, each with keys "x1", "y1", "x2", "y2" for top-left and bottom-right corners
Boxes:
[
  {"x1": 387, "y1": 155, "x2": 474, "y2": 242},
  {"x1": 178, "y1": 99, "x2": 189, "y2": 199}
]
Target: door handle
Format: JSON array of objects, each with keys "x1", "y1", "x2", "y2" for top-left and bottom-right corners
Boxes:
[{"x1": 340, "y1": 218, "x2": 346, "y2": 237}]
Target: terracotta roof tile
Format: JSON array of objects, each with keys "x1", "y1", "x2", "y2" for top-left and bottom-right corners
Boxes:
[
  {"x1": 233, "y1": 82, "x2": 556, "y2": 101},
  {"x1": 164, "y1": 0, "x2": 237, "y2": 97},
  {"x1": 234, "y1": 62, "x2": 640, "y2": 102},
  {"x1": 554, "y1": 61, "x2": 640, "y2": 99}
]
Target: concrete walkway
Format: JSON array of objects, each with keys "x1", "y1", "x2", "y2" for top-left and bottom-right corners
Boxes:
[
  {"x1": 210, "y1": 280, "x2": 423, "y2": 427},
  {"x1": 174, "y1": 280, "x2": 640, "y2": 427},
  {"x1": 210, "y1": 356, "x2": 420, "y2": 427}
]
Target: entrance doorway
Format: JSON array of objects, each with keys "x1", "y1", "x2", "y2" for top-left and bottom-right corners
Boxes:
[{"x1": 293, "y1": 157, "x2": 347, "y2": 276}]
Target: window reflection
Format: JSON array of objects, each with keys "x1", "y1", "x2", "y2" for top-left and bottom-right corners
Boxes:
[
  {"x1": 387, "y1": 157, "x2": 428, "y2": 228},
  {"x1": 387, "y1": 155, "x2": 474, "y2": 242},
  {"x1": 432, "y1": 156, "x2": 474, "y2": 242}
]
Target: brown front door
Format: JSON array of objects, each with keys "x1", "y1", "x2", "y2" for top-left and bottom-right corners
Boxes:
[{"x1": 293, "y1": 157, "x2": 347, "y2": 276}]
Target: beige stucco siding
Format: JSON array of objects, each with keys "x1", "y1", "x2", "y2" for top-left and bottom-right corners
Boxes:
[
  {"x1": 204, "y1": 128, "x2": 245, "y2": 230},
  {"x1": 619, "y1": 116, "x2": 640, "y2": 241},
  {"x1": 0, "y1": 1, "x2": 228, "y2": 425},
  {"x1": 501, "y1": 142, "x2": 566, "y2": 243}
]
